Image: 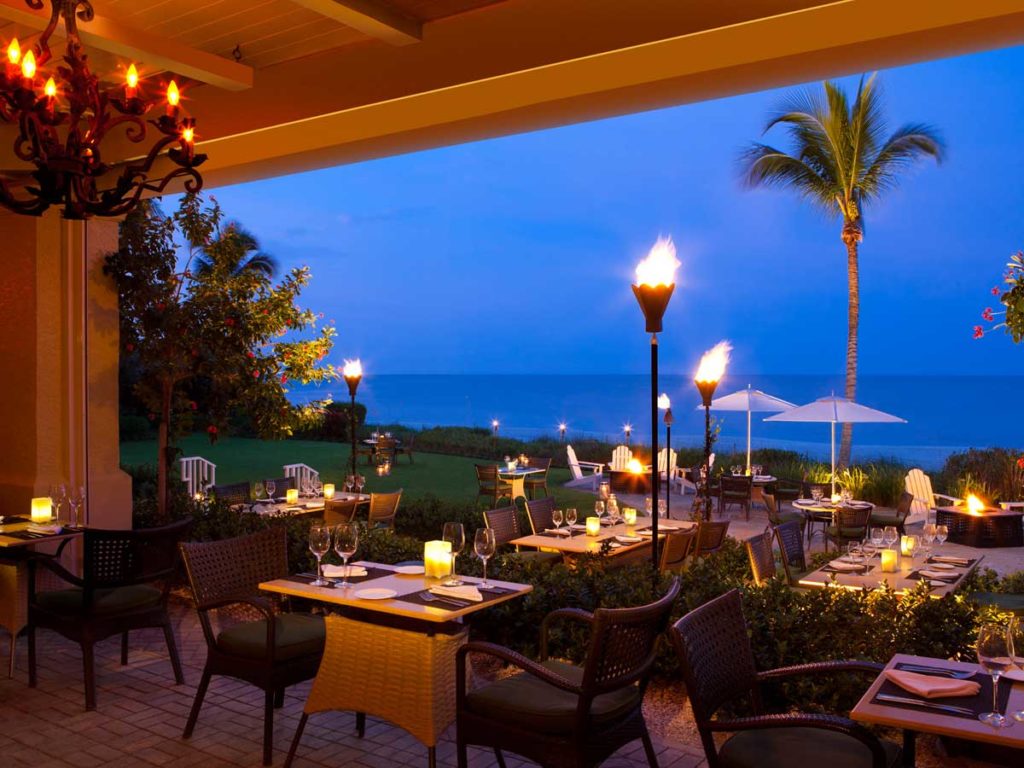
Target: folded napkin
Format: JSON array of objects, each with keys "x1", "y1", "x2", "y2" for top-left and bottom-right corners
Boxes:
[
  {"x1": 321, "y1": 564, "x2": 367, "y2": 578},
  {"x1": 884, "y1": 669, "x2": 980, "y2": 699},
  {"x1": 616, "y1": 535, "x2": 642, "y2": 544},
  {"x1": 932, "y1": 556, "x2": 969, "y2": 566},
  {"x1": 430, "y1": 585, "x2": 483, "y2": 602},
  {"x1": 569, "y1": 523, "x2": 587, "y2": 530},
  {"x1": 828, "y1": 559, "x2": 865, "y2": 572},
  {"x1": 543, "y1": 528, "x2": 571, "y2": 536},
  {"x1": 919, "y1": 570, "x2": 957, "y2": 581},
  {"x1": 303, "y1": 502, "x2": 320, "y2": 510},
  {"x1": 27, "y1": 523, "x2": 62, "y2": 534}
]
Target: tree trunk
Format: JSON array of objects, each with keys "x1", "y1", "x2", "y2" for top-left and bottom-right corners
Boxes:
[
  {"x1": 839, "y1": 221, "x2": 861, "y2": 469},
  {"x1": 157, "y1": 377, "x2": 172, "y2": 522}
]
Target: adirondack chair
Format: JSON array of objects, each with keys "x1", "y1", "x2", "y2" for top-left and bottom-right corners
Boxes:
[
  {"x1": 657, "y1": 448, "x2": 681, "y2": 493},
  {"x1": 180, "y1": 456, "x2": 216, "y2": 498},
  {"x1": 284, "y1": 463, "x2": 320, "y2": 494},
  {"x1": 610, "y1": 445, "x2": 633, "y2": 471},
  {"x1": 905, "y1": 468, "x2": 961, "y2": 521},
  {"x1": 565, "y1": 445, "x2": 603, "y2": 488}
]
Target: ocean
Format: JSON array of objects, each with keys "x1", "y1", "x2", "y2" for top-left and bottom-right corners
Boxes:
[{"x1": 286, "y1": 374, "x2": 1023, "y2": 469}]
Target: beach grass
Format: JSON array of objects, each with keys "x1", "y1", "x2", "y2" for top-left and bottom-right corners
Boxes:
[{"x1": 120, "y1": 435, "x2": 597, "y2": 507}]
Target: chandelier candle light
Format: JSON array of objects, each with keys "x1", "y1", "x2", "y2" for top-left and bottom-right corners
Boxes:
[
  {"x1": 695, "y1": 342, "x2": 732, "y2": 521},
  {"x1": 342, "y1": 359, "x2": 363, "y2": 479},
  {"x1": 0, "y1": 0, "x2": 206, "y2": 218},
  {"x1": 632, "y1": 236, "x2": 680, "y2": 570},
  {"x1": 658, "y1": 393, "x2": 672, "y2": 521}
]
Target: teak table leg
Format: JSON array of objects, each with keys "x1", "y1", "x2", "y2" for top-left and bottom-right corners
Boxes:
[{"x1": 902, "y1": 729, "x2": 917, "y2": 767}]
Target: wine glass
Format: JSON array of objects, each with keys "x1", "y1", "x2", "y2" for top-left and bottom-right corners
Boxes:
[
  {"x1": 976, "y1": 623, "x2": 1013, "y2": 728},
  {"x1": 344, "y1": 475, "x2": 355, "y2": 493},
  {"x1": 551, "y1": 508, "x2": 564, "y2": 533},
  {"x1": 883, "y1": 525, "x2": 898, "y2": 551},
  {"x1": 922, "y1": 523, "x2": 937, "y2": 559},
  {"x1": 644, "y1": 496, "x2": 653, "y2": 517},
  {"x1": 1008, "y1": 617, "x2": 1024, "y2": 722},
  {"x1": 595, "y1": 500, "x2": 605, "y2": 522},
  {"x1": 333, "y1": 523, "x2": 359, "y2": 587},
  {"x1": 265, "y1": 480, "x2": 276, "y2": 501},
  {"x1": 607, "y1": 496, "x2": 619, "y2": 523},
  {"x1": 811, "y1": 487, "x2": 823, "y2": 504},
  {"x1": 870, "y1": 527, "x2": 884, "y2": 549},
  {"x1": 68, "y1": 486, "x2": 85, "y2": 526},
  {"x1": 565, "y1": 508, "x2": 578, "y2": 532},
  {"x1": 355, "y1": 475, "x2": 366, "y2": 493},
  {"x1": 48, "y1": 483, "x2": 65, "y2": 522},
  {"x1": 474, "y1": 528, "x2": 496, "y2": 588},
  {"x1": 658, "y1": 499, "x2": 667, "y2": 519},
  {"x1": 443, "y1": 522, "x2": 466, "y2": 587},
  {"x1": 935, "y1": 524, "x2": 948, "y2": 552},
  {"x1": 308, "y1": 524, "x2": 332, "y2": 587}
]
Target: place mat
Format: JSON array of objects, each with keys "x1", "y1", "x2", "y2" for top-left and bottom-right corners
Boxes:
[
  {"x1": 0, "y1": 516, "x2": 29, "y2": 525},
  {"x1": 393, "y1": 585, "x2": 516, "y2": 610},
  {"x1": 285, "y1": 567, "x2": 394, "y2": 586},
  {"x1": 822, "y1": 563, "x2": 873, "y2": 575},
  {"x1": 873, "y1": 664, "x2": 1009, "y2": 720},
  {"x1": 537, "y1": 530, "x2": 577, "y2": 538},
  {"x1": 3, "y1": 529, "x2": 65, "y2": 540},
  {"x1": 907, "y1": 569, "x2": 960, "y2": 585},
  {"x1": 927, "y1": 556, "x2": 977, "y2": 567}
]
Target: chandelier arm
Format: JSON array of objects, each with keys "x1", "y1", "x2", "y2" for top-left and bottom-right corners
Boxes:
[{"x1": 0, "y1": 176, "x2": 51, "y2": 215}]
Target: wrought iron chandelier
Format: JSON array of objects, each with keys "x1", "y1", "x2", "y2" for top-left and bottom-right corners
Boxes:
[{"x1": 0, "y1": 0, "x2": 205, "y2": 219}]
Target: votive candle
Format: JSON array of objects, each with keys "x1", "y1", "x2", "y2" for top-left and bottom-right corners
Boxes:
[
  {"x1": 424, "y1": 540, "x2": 452, "y2": 578},
  {"x1": 880, "y1": 549, "x2": 898, "y2": 573},
  {"x1": 30, "y1": 497, "x2": 52, "y2": 522},
  {"x1": 623, "y1": 508, "x2": 637, "y2": 526},
  {"x1": 900, "y1": 535, "x2": 916, "y2": 558},
  {"x1": 285, "y1": 488, "x2": 299, "y2": 505},
  {"x1": 586, "y1": 516, "x2": 601, "y2": 537},
  {"x1": 323, "y1": 483, "x2": 335, "y2": 500}
]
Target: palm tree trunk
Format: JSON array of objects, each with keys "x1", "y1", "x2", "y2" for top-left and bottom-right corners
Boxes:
[{"x1": 839, "y1": 222, "x2": 861, "y2": 469}]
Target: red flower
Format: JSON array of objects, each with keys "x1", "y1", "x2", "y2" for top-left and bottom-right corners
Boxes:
[
  {"x1": 252, "y1": 370, "x2": 259, "y2": 378},
  {"x1": 155, "y1": 301, "x2": 166, "y2": 312},
  {"x1": 225, "y1": 318, "x2": 235, "y2": 327},
  {"x1": 973, "y1": 325, "x2": 984, "y2": 339},
  {"x1": 982, "y1": 307, "x2": 994, "y2": 322},
  {"x1": 280, "y1": 375, "x2": 288, "y2": 384},
  {"x1": 262, "y1": 309, "x2": 269, "y2": 315},
  {"x1": 992, "y1": 287, "x2": 1001, "y2": 296},
  {"x1": 1018, "y1": 456, "x2": 1024, "y2": 470},
  {"x1": 190, "y1": 401, "x2": 197, "y2": 411},
  {"x1": 246, "y1": 351, "x2": 255, "y2": 359},
  {"x1": 206, "y1": 424, "x2": 218, "y2": 435},
  {"x1": 125, "y1": 343, "x2": 134, "y2": 352}
]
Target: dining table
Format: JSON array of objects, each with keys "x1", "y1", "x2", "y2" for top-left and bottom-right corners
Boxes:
[
  {"x1": 793, "y1": 497, "x2": 874, "y2": 544},
  {"x1": 725, "y1": 473, "x2": 778, "y2": 503},
  {"x1": 852, "y1": 652, "x2": 1024, "y2": 767},
  {"x1": 245, "y1": 493, "x2": 370, "y2": 517},
  {"x1": 798, "y1": 551, "x2": 982, "y2": 598},
  {"x1": 497, "y1": 466, "x2": 543, "y2": 503},
  {"x1": 510, "y1": 515, "x2": 694, "y2": 561},
  {"x1": 260, "y1": 561, "x2": 531, "y2": 768}
]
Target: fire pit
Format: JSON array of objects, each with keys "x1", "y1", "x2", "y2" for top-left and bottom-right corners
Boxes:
[
  {"x1": 934, "y1": 502, "x2": 1023, "y2": 548},
  {"x1": 608, "y1": 460, "x2": 651, "y2": 495}
]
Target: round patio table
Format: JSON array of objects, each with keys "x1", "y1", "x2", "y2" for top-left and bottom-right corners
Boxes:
[{"x1": 792, "y1": 498, "x2": 874, "y2": 545}]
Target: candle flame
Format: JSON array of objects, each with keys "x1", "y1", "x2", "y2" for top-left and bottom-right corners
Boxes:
[
  {"x1": 166, "y1": 79, "x2": 180, "y2": 106},
  {"x1": 342, "y1": 358, "x2": 362, "y2": 380},
  {"x1": 126, "y1": 63, "x2": 139, "y2": 89},
  {"x1": 634, "y1": 236, "x2": 679, "y2": 287},
  {"x1": 44, "y1": 77, "x2": 56, "y2": 98},
  {"x1": 181, "y1": 126, "x2": 194, "y2": 143},
  {"x1": 695, "y1": 341, "x2": 732, "y2": 384},
  {"x1": 20, "y1": 49, "x2": 35, "y2": 79},
  {"x1": 627, "y1": 458, "x2": 644, "y2": 474},
  {"x1": 966, "y1": 494, "x2": 985, "y2": 515},
  {"x1": 657, "y1": 393, "x2": 671, "y2": 410},
  {"x1": 7, "y1": 38, "x2": 20, "y2": 65}
]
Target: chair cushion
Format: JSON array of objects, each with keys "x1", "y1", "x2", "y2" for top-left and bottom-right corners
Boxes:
[
  {"x1": 35, "y1": 584, "x2": 162, "y2": 617},
  {"x1": 869, "y1": 512, "x2": 904, "y2": 526},
  {"x1": 217, "y1": 613, "x2": 325, "y2": 661},
  {"x1": 970, "y1": 592, "x2": 1024, "y2": 615},
  {"x1": 465, "y1": 659, "x2": 640, "y2": 735},
  {"x1": 719, "y1": 726, "x2": 900, "y2": 768}
]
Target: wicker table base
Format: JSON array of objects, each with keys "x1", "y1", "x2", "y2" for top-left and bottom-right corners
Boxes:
[{"x1": 935, "y1": 506, "x2": 1024, "y2": 548}]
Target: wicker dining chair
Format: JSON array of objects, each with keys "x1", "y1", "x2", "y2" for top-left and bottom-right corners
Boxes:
[
  {"x1": 483, "y1": 506, "x2": 561, "y2": 565},
  {"x1": 825, "y1": 507, "x2": 872, "y2": 553},
  {"x1": 180, "y1": 527, "x2": 326, "y2": 766},
  {"x1": 671, "y1": 590, "x2": 899, "y2": 768},
  {"x1": 659, "y1": 528, "x2": 697, "y2": 573},
  {"x1": 211, "y1": 481, "x2": 252, "y2": 507},
  {"x1": 694, "y1": 520, "x2": 730, "y2": 557},
  {"x1": 764, "y1": 492, "x2": 805, "y2": 531},
  {"x1": 524, "y1": 456, "x2": 552, "y2": 499},
  {"x1": 475, "y1": 464, "x2": 512, "y2": 508},
  {"x1": 27, "y1": 518, "x2": 192, "y2": 710},
  {"x1": 745, "y1": 529, "x2": 777, "y2": 586},
  {"x1": 324, "y1": 498, "x2": 360, "y2": 526},
  {"x1": 774, "y1": 520, "x2": 809, "y2": 586},
  {"x1": 719, "y1": 475, "x2": 753, "y2": 520},
  {"x1": 456, "y1": 579, "x2": 681, "y2": 768},
  {"x1": 525, "y1": 496, "x2": 557, "y2": 535},
  {"x1": 870, "y1": 492, "x2": 914, "y2": 536},
  {"x1": 368, "y1": 489, "x2": 402, "y2": 530}
]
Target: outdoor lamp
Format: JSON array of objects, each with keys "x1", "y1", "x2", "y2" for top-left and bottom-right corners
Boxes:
[
  {"x1": 633, "y1": 236, "x2": 680, "y2": 572},
  {"x1": 659, "y1": 393, "x2": 673, "y2": 521},
  {"x1": 491, "y1": 419, "x2": 500, "y2": 435},
  {"x1": 342, "y1": 359, "x2": 363, "y2": 479},
  {"x1": 31, "y1": 497, "x2": 52, "y2": 523},
  {"x1": 694, "y1": 342, "x2": 732, "y2": 521},
  {"x1": 558, "y1": 422, "x2": 567, "y2": 442},
  {"x1": 622, "y1": 423, "x2": 632, "y2": 445}
]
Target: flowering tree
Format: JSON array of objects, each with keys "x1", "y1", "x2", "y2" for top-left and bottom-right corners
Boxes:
[
  {"x1": 975, "y1": 250, "x2": 1024, "y2": 342},
  {"x1": 105, "y1": 194, "x2": 336, "y2": 519}
]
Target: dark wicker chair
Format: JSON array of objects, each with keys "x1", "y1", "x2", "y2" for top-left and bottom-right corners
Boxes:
[
  {"x1": 180, "y1": 528, "x2": 325, "y2": 765},
  {"x1": 456, "y1": 579, "x2": 681, "y2": 768},
  {"x1": 525, "y1": 496, "x2": 557, "y2": 534},
  {"x1": 524, "y1": 456, "x2": 552, "y2": 499},
  {"x1": 694, "y1": 520, "x2": 730, "y2": 557},
  {"x1": 367, "y1": 489, "x2": 402, "y2": 530},
  {"x1": 671, "y1": 590, "x2": 900, "y2": 768},
  {"x1": 27, "y1": 518, "x2": 192, "y2": 710},
  {"x1": 323, "y1": 498, "x2": 360, "y2": 526},
  {"x1": 764, "y1": 492, "x2": 805, "y2": 531},
  {"x1": 211, "y1": 481, "x2": 251, "y2": 507},
  {"x1": 802, "y1": 480, "x2": 831, "y2": 500},
  {"x1": 745, "y1": 529, "x2": 777, "y2": 586},
  {"x1": 870, "y1": 492, "x2": 913, "y2": 536},
  {"x1": 774, "y1": 520, "x2": 808, "y2": 585},
  {"x1": 659, "y1": 528, "x2": 697, "y2": 572},
  {"x1": 395, "y1": 434, "x2": 415, "y2": 464},
  {"x1": 483, "y1": 505, "x2": 561, "y2": 565},
  {"x1": 476, "y1": 464, "x2": 512, "y2": 508},
  {"x1": 719, "y1": 475, "x2": 753, "y2": 520},
  {"x1": 825, "y1": 507, "x2": 871, "y2": 553}
]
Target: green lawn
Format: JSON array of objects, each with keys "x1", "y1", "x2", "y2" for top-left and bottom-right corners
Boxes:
[{"x1": 120, "y1": 435, "x2": 595, "y2": 507}]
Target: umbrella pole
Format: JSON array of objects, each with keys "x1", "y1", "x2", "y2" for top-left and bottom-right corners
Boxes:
[
  {"x1": 746, "y1": 408, "x2": 752, "y2": 474},
  {"x1": 830, "y1": 421, "x2": 836, "y2": 497}
]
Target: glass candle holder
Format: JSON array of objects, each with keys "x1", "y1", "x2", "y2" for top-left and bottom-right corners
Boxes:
[
  {"x1": 323, "y1": 483, "x2": 335, "y2": 500},
  {"x1": 424, "y1": 540, "x2": 452, "y2": 578},
  {"x1": 880, "y1": 549, "x2": 898, "y2": 573},
  {"x1": 585, "y1": 517, "x2": 601, "y2": 536},
  {"x1": 30, "y1": 497, "x2": 52, "y2": 522},
  {"x1": 286, "y1": 488, "x2": 299, "y2": 505},
  {"x1": 623, "y1": 508, "x2": 637, "y2": 526}
]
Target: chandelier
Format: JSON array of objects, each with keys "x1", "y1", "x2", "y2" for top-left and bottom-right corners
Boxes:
[{"x1": 0, "y1": 0, "x2": 205, "y2": 219}]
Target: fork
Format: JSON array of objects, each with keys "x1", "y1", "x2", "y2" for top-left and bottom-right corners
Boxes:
[
  {"x1": 898, "y1": 664, "x2": 975, "y2": 679},
  {"x1": 420, "y1": 591, "x2": 470, "y2": 608}
]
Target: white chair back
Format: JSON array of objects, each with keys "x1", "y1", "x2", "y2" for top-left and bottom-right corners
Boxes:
[
  {"x1": 284, "y1": 463, "x2": 320, "y2": 492},
  {"x1": 180, "y1": 456, "x2": 216, "y2": 498},
  {"x1": 905, "y1": 468, "x2": 933, "y2": 517},
  {"x1": 566, "y1": 445, "x2": 583, "y2": 481},
  {"x1": 610, "y1": 445, "x2": 632, "y2": 471},
  {"x1": 657, "y1": 448, "x2": 678, "y2": 476}
]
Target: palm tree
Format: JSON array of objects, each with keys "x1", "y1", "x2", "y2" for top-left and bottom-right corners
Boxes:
[
  {"x1": 193, "y1": 221, "x2": 278, "y2": 278},
  {"x1": 740, "y1": 74, "x2": 943, "y2": 467}
]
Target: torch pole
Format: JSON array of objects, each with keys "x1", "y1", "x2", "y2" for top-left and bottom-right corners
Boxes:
[
  {"x1": 350, "y1": 392, "x2": 358, "y2": 480},
  {"x1": 650, "y1": 333, "x2": 659, "y2": 572},
  {"x1": 665, "y1": 419, "x2": 671, "y2": 521}
]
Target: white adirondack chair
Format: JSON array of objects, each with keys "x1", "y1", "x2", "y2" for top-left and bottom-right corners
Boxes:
[
  {"x1": 657, "y1": 448, "x2": 681, "y2": 493},
  {"x1": 180, "y1": 456, "x2": 216, "y2": 498},
  {"x1": 905, "y1": 468, "x2": 961, "y2": 522},
  {"x1": 566, "y1": 445, "x2": 603, "y2": 488},
  {"x1": 284, "y1": 463, "x2": 321, "y2": 493},
  {"x1": 1000, "y1": 502, "x2": 1024, "y2": 512},
  {"x1": 610, "y1": 445, "x2": 633, "y2": 471}
]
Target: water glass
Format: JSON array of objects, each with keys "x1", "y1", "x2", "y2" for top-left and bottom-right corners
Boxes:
[
  {"x1": 1008, "y1": 617, "x2": 1024, "y2": 722},
  {"x1": 344, "y1": 475, "x2": 355, "y2": 492},
  {"x1": 976, "y1": 623, "x2": 1013, "y2": 728},
  {"x1": 846, "y1": 542, "x2": 863, "y2": 563},
  {"x1": 870, "y1": 527, "x2": 884, "y2": 548},
  {"x1": 883, "y1": 526, "x2": 898, "y2": 549},
  {"x1": 565, "y1": 508, "x2": 578, "y2": 529},
  {"x1": 443, "y1": 522, "x2": 466, "y2": 587},
  {"x1": 474, "y1": 528, "x2": 497, "y2": 587},
  {"x1": 308, "y1": 524, "x2": 332, "y2": 587},
  {"x1": 265, "y1": 480, "x2": 277, "y2": 500},
  {"x1": 811, "y1": 487, "x2": 823, "y2": 503},
  {"x1": 935, "y1": 524, "x2": 948, "y2": 549},
  {"x1": 551, "y1": 509, "x2": 564, "y2": 532},
  {"x1": 644, "y1": 497, "x2": 653, "y2": 517},
  {"x1": 333, "y1": 523, "x2": 359, "y2": 587},
  {"x1": 658, "y1": 499, "x2": 667, "y2": 519},
  {"x1": 595, "y1": 500, "x2": 606, "y2": 520},
  {"x1": 254, "y1": 481, "x2": 265, "y2": 501},
  {"x1": 922, "y1": 523, "x2": 937, "y2": 557}
]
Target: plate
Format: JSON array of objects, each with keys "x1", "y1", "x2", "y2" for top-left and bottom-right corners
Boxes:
[
  {"x1": 929, "y1": 563, "x2": 956, "y2": 571},
  {"x1": 354, "y1": 588, "x2": 397, "y2": 600},
  {"x1": 1005, "y1": 666, "x2": 1024, "y2": 682},
  {"x1": 394, "y1": 565, "x2": 425, "y2": 575}
]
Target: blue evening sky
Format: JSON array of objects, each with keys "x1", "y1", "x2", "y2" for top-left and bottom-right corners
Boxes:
[{"x1": 196, "y1": 45, "x2": 1024, "y2": 378}]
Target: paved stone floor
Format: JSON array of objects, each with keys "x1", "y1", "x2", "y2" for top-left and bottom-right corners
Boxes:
[{"x1": 0, "y1": 599, "x2": 707, "y2": 768}]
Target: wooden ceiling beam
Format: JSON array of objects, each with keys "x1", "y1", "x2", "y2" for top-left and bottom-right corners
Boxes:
[
  {"x1": 289, "y1": 0, "x2": 421, "y2": 45},
  {"x1": 0, "y1": 0, "x2": 253, "y2": 90}
]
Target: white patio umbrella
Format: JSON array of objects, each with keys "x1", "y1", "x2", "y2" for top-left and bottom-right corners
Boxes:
[
  {"x1": 765, "y1": 395, "x2": 906, "y2": 495},
  {"x1": 705, "y1": 385, "x2": 796, "y2": 473}
]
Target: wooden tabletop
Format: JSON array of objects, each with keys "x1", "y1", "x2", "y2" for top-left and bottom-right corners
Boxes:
[
  {"x1": 260, "y1": 561, "x2": 532, "y2": 623},
  {"x1": 799, "y1": 553, "x2": 981, "y2": 597},
  {"x1": 246, "y1": 494, "x2": 370, "y2": 517},
  {"x1": 497, "y1": 467, "x2": 543, "y2": 477},
  {"x1": 510, "y1": 516, "x2": 695, "y2": 557},
  {"x1": 852, "y1": 653, "x2": 1024, "y2": 749},
  {"x1": 0, "y1": 520, "x2": 81, "y2": 549}
]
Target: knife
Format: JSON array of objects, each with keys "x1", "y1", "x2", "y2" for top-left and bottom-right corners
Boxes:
[
  {"x1": 898, "y1": 664, "x2": 975, "y2": 679},
  {"x1": 876, "y1": 693, "x2": 974, "y2": 716}
]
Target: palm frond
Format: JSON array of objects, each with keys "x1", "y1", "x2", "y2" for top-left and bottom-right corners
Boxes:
[
  {"x1": 859, "y1": 122, "x2": 944, "y2": 201},
  {"x1": 739, "y1": 144, "x2": 837, "y2": 212},
  {"x1": 240, "y1": 252, "x2": 279, "y2": 278}
]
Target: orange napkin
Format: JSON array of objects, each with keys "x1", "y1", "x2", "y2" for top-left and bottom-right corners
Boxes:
[{"x1": 885, "y1": 669, "x2": 980, "y2": 699}]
